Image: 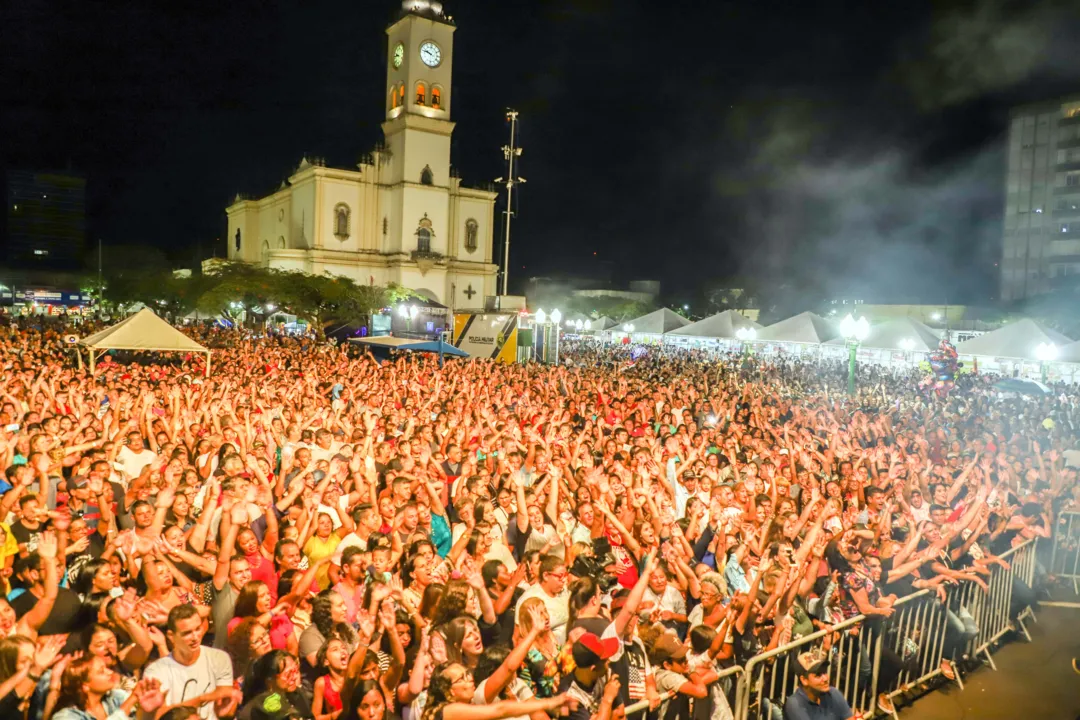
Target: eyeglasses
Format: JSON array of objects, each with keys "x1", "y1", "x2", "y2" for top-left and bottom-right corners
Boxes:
[{"x1": 450, "y1": 670, "x2": 473, "y2": 685}]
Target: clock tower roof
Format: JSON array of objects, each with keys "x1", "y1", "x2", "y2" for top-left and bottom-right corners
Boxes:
[{"x1": 397, "y1": 0, "x2": 454, "y2": 25}]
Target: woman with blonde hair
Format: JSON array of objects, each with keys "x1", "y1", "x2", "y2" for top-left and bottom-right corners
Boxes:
[
  {"x1": 420, "y1": 663, "x2": 574, "y2": 720},
  {"x1": 513, "y1": 597, "x2": 559, "y2": 699}
]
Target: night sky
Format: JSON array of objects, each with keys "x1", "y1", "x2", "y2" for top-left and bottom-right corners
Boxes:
[{"x1": 3, "y1": 0, "x2": 1080, "y2": 305}]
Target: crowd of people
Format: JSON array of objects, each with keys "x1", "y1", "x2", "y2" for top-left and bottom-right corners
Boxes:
[{"x1": 0, "y1": 316, "x2": 1075, "y2": 720}]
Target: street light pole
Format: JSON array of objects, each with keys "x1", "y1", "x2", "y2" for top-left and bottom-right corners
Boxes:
[
  {"x1": 839, "y1": 314, "x2": 870, "y2": 397},
  {"x1": 497, "y1": 110, "x2": 524, "y2": 296}
]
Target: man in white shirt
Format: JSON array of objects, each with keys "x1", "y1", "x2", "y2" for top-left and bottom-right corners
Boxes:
[
  {"x1": 116, "y1": 431, "x2": 157, "y2": 481},
  {"x1": 144, "y1": 604, "x2": 240, "y2": 720}
]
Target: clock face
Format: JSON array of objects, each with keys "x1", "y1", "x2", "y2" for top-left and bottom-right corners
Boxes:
[
  {"x1": 393, "y1": 43, "x2": 404, "y2": 69},
  {"x1": 419, "y1": 41, "x2": 441, "y2": 67}
]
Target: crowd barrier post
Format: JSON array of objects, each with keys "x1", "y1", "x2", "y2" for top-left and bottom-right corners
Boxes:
[{"x1": 1050, "y1": 510, "x2": 1080, "y2": 595}]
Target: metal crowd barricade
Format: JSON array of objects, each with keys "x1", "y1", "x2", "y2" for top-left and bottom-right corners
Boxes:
[
  {"x1": 735, "y1": 613, "x2": 881, "y2": 720},
  {"x1": 1050, "y1": 510, "x2": 1080, "y2": 594},
  {"x1": 878, "y1": 588, "x2": 952, "y2": 709},
  {"x1": 969, "y1": 538, "x2": 1037, "y2": 666},
  {"x1": 731, "y1": 539, "x2": 1042, "y2": 720}
]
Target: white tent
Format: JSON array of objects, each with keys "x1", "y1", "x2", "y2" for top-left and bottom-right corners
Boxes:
[
  {"x1": 955, "y1": 318, "x2": 1072, "y2": 361},
  {"x1": 620, "y1": 308, "x2": 690, "y2": 336},
  {"x1": 823, "y1": 317, "x2": 941, "y2": 352},
  {"x1": 756, "y1": 311, "x2": 839, "y2": 344},
  {"x1": 1056, "y1": 339, "x2": 1080, "y2": 364},
  {"x1": 668, "y1": 310, "x2": 762, "y2": 339},
  {"x1": 590, "y1": 316, "x2": 618, "y2": 331},
  {"x1": 78, "y1": 308, "x2": 211, "y2": 376}
]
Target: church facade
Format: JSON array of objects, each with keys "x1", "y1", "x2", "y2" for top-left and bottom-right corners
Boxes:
[{"x1": 224, "y1": 1, "x2": 498, "y2": 308}]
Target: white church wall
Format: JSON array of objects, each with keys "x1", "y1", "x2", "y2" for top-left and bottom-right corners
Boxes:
[
  {"x1": 290, "y1": 180, "x2": 316, "y2": 250},
  {"x1": 320, "y1": 177, "x2": 367, "y2": 253},
  {"x1": 400, "y1": 186, "x2": 449, "y2": 255},
  {"x1": 451, "y1": 195, "x2": 494, "y2": 263}
]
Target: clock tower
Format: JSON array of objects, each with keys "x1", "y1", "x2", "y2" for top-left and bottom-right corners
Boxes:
[{"x1": 382, "y1": 1, "x2": 455, "y2": 188}]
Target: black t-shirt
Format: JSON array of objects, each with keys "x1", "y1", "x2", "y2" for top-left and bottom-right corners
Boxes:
[
  {"x1": 610, "y1": 638, "x2": 650, "y2": 720},
  {"x1": 10, "y1": 519, "x2": 42, "y2": 553},
  {"x1": 483, "y1": 586, "x2": 524, "y2": 648},
  {"x1": 11, "y1": 586, "x2": 88, "y2": 636},
  {"x1": 880, "y1": 555, "x2": 918, "y2": 598}
]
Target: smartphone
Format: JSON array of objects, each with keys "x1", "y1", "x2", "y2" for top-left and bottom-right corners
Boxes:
[{"x1": 3, "y1": 424, "x2": 17, "y2": 432}]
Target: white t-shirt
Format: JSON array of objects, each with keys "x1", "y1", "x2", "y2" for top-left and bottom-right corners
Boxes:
[
  {"x1": 472, "y1": 676, "x2": 533, "y2": 720},
  {"x1": 144, "y1": 648, "x2": 233, "y2": 720},
  {"x1": 515, "y1": 585, "x2": 570, "y2": 644},
  {"x1": 117, "y1": 445, "x2": 157, "y2": 480}
]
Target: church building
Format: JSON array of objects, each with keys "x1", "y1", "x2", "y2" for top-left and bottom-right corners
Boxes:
[{"x1": 224, "y1": 0, "x2": 498, "y2": 308}]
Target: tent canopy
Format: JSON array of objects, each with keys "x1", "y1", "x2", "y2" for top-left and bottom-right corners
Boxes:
[
  {"x1": 668, "y1": 310, "x2": 762, "y2": 339},
  {"x1": 79, "y1": 309, "x2": 208, "y2": 353},
  {"x1": 621, "y1": 308, "x2": 690, "y2": 335},
  {"x1": 955, "y1": 318, "x2": 1072, "y2": 361},
  {"x1": 756, "y1": 311, "x2": 839, "y2": 344},
  {"x1": 823, "y1": 317, "x2": 941, "y2": 352},
  {"x1": 1056, "y1": 339, "x2": 1080, "y2": 363},
  {"x1": 349, "y1": 336, "x2": 468, "y2": 357}
]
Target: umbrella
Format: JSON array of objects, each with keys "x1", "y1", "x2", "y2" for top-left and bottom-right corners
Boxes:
[{"x1": 991, "y1": 378, "x2": 1052, "y2": 395}]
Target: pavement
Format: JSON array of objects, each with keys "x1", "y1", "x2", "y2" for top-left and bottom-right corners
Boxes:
[{"x1": 897, "y1": 604, "x2": 1080, "y2": 720}]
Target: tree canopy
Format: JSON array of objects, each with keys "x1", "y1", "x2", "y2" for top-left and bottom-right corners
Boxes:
[{"x1": 100, "y1": 262, "x2": 417, "y2": 334}]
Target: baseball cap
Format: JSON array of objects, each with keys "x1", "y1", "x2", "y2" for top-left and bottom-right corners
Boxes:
[
  {"x1": 794, "y1": 648, "x2": 829, "y2": 677},
  {"x1": 251, "y1": 693, "x2": 300, "y2": 720},
  {"x1": 651, "y1": 634, "x2": 688, "y2": 664},
  {"x1": 571, "y1": 632, "x2": 620, "y2": 668}
]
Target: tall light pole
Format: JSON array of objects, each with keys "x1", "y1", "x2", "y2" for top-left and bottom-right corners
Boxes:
[
  {"x1": 1035, "y1": 342, "x2": 1057, "y2": 383},
  {"x1": 839, "y1": 314, "x2": 870, "y2": 396},
  {"x1": 550, "y1": 309, "x2": 562, "y2": 365},
  {"x1": 496, "y1": 110, "x2": 524, "y2": 296}
]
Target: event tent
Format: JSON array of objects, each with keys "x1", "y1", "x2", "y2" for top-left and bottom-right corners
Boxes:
[
  {"x1": 1055, "y1": 339, "x2": 1080, "y2": 364},
  {"x1": 78, "y1": 308, "x2": 211, "y2": 375},
  {"x1": 589, "y1": 316, "x2": 618, "y2": 332},
  {"x1": 620, "y1": 308, "x2": 690, "y2": 336},
  {"x1": 755, "y1": 311, "x2": 839, "y2": 344},
  {"x1": 822, "y1": 317, "x2": 941, "y2": 352},
  {"x1": 349, "y1": 336, "x2": 468, "y2": 358},
  {"x1": 667, "y1": 310, "x2": 762, "y2": 339},
  {"x1": 954, "y1": 318, "x2": 1073, "y2": 361}
]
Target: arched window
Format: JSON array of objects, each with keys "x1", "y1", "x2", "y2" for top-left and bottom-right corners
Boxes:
[
  {"x1": 416, "y1": 214, "x2": 434, "y2": 253},
  {"x1": 464, "y1": 218, "x2": 478, "y2": 252},
  {"x1": 334, "y1": 204, "x2": 351, "y2": 239},
  {"x1": 415, "y1": 82, "x2": 427, "y2": 106},
  {"x1": 389, "y1": 86, "x2": 398, "y2": 110},
  {"x1": 420, "y1": 165, "x2": 434, "y2": 185},
  {"x1": 278, "y1": 236, "x2": 286, "y2": 249},
  {"x1": 234, "y1": 228, "x2": 241, "y2": 252},
  {"x1": 417, "y1": 227, "x2": 432, "y2": 253},
  {"x1": 262, "y1": 239, "x2": 270, "y2": 256},
  {"x1": 431, "y1": 86, "x2": 442, "y2": 109},
  {"x1": 398, "y1": 85, "x2": 405, "y2": 107}
]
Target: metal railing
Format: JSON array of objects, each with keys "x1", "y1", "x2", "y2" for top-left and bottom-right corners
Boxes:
[
  {"x1": 1050, "y1": 510, "x2": 1080, "y2": 594},
  {"x1": 727, "y1": 539, "x2": 1040, "y2": 719}
]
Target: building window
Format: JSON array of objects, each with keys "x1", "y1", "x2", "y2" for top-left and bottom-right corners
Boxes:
[
  {"x1": 431, "y1": 86, "x2": 442, "y2": 109},
  {"x1": 235, "y1": 228, "x2": 241, "y2": 251},
  {"x1": 1066, "y1": 172, "x2": 1080, "y2": 187},
  {"x1": 420, "y1": 165, "x2": 434, "y2": 185},
  {"x1": 389, "y1": 87, "x2": 397, "y2": 110},
  {"x1": 382, "y1": 217, "x2": 388, "y2": 236},
  {"x1": 262, "y1": 239, "x2": 270, "y2": 255},
  {"x1": 398, "y1": 85, "x2": 405, "y2": 108},
  {"x1": 415, "y1": 82, "x2": 427, "y2": 105},
  {"x1": 416, "y1": 214, "x2": 434, "y2": 253},
  {"x1": 278, "y1": 236, "x2": 286, "y2": 248},
  {"x1": 464, "y1": 218, "x2": 478, "y2": 252},
  {"x1": 334, "y1": 203, "x2": 351, "y2": 239}
]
